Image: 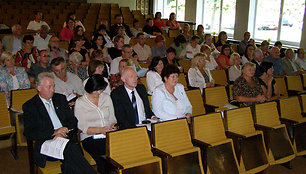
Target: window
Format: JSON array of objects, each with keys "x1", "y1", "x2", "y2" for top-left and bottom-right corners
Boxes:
[
  {"x1": 154, "y1": 0, "x2": 185, "y2": 21},
  {"x1": 253, "y1": 0, "x2": 305, "y2": 46},
  {"x1": 198, "y1": 0, "x2": 236, "y2": 36}
]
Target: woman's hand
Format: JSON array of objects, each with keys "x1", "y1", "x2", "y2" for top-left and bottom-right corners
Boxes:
[
  {"x1": 99, "y1": 126, "x2": 111, "y2": 135},
  {"x1": 206, "y1": 82, "x2": 214, "y2": 87},
  {"x1": 255, "y1": 94, "x2": 266, "y2": 103},
  {"x1": 267, "y1": 75, "x2": 273, "y2": 84}
]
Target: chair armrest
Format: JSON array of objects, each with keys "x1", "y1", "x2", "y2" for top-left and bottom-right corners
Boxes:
[
  {"x1": 279, "y1": 118, "x2": 298, "y2": 124},
  {"x1": 204, "y1": 104, "x2": 218, "y2": 113},
  {"x1": 152, "y1": 148, "x2": 171, "y2": 157},
  {"x1": 192, "y1": 139, "x2": 212, "y2": 147},
  {"x1": 225, "y1": 131, "x2": 246, "y2": 139},
  {"x1": 287, "y1": 90, "x2": 300, "y2": 96},
  {"x1": 103, "y1": 156, "x2": 123, "y2": 169},
  {"x1": 255, "y1": 124, "x2": 275, "y2": 131}
]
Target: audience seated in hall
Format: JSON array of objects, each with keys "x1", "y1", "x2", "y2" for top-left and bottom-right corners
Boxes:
[
  {"x1": 166, "y1": 12, "x2": 179, "y2": 30},
  {"x1": 216, "y1": 44, "x2": 231, "y2": 70},
  {"x1": 232, "y1": 62, "x2": 266, "y2": 107},
  {"x1": 22, "y1": 72, "x2": 96, "y2": 174},
  {"x1": 162, "y1": 47, "x2": 182, "y2": 71},
  {"x1": 109, "y1": 14, "x2": 133, "y2": 39},
  {"x1": 146, "y1": 56, "x2": 164, "y2": 95},
  {"x1": 27, "y1": 10, "x2": 50, "y2": 33},
  {"x1": 110, "y1": 58, "x2": 128, "y2": 90},
  {"x1": 63, "y1": 12, "x2": 86, "y2": 32},
  {"x1": 153, "y1": 12, "x2": 166, "y2": 30},
  {"x1": 15, "y1": 35, "x2": 39, "y2": 71},
  {"x1": 238, "y1": 31, "x2": 250, "y2": 56},
  {"x1": 228, "y1": 53, "x2": 242, "y2": 82},
  {"x1": 28, "y1": 49, "x2": 52, "y2": 88},
  {"x1": 33, "y1": 25, "x2": 52, "y2": 50},
  {"x1": 130, "y1": 19, "x2": 143, "y2": 37},
  {"x1": 74, "y1": 25, "x2": 91, "y2": 49},
  {"x1": 75, "y1": 74, "x2": 116, "y2": 174},
  {"x1": 261, "y1": 40, "x2": 270, "y2": 58},
  {"x1": 51, "y1": 57, "x2": 84, "y2": 100},
  {"x1": 215, "y1": 31, "x2": 229, "y2": 52},
  {"x1": 152, "y1": 64, "x2": 192, "y2": 121},
  {"x1": 114, "y1": 26, "x2": 130, "y2": 45},
  {"x1": 143, "y1": 18, "x2": 162, "y2": 36},
  {"x1": 252, "y1": 48, "x2": 265, "y2": 77},
  {"x1": 282, "y1": 48, "x2": 303, "y2": 76},
  {"x1": 111, "y1": 66, "x2": 154, "y2": 129},
  {"x1": 83, "y1": 60, "x2": 111, "y2": 95},
  {"x1": 66, "y1": 52, "x2": 88, "y2": 81},
  {"x1": 107, "y1": 35, "x2": 125, "y2": 60},
  {"x1": 188, "y1": 53, "x2": 214, "y2": 94},
  {"x1": 0, "y1": 51, "x2": 30, "y2": 106},
  {"x1": 181, "y1": 23, "x2": 192, "y2": 43},
  {"x1": 47, "y1": 36, "x2": 69, "y2": 62},
  {"x1": 295, "y1": 48, "x2": 306, "y2": 70},
  {"x1": 200, "y1": 44, "x2": 218, "y2": 70},
  {"x1": 90, "y1": 34, "x2": 106, "y2": 56},
  {"x1": 69, "y1": 36, "x2": 90, "y2": 67},
  {"x1": 95, "y1": 24, "x2": 114, "y2": 48},
  {"x1": 60, "y1": 18, "x2": 75, "y2": 42},
  {"x1": 274, "y1": 41, "x2": 286, "y2": 58},
  {"x1": 264, "y1": 46, "x2": 284, "y2": 76},
  {"x1": 186, "y1": 35, "x2": 201, "y2": 59},
  {"x1": 203, "y1": 33, "x2": 218, "y2": 54},
  {"x1": 170, "y1": 34, "x2": 187, "y2": 59},
  {"x1": 151, "y1": 35, "x2": 167, "y2": 58},
  {"x1": 2, "y1": 24, "x2": 23, "y2": 55},
  {"x1": 241, "y1": 44, "x2": 255, "y2": 64},
  {"x1": 133, "y1": 33, "x2": 152, "y2": 63},
  {"x1": 91, "y1": 50, "x2": 110, "y2": 78},
  {"x1": 196, "y1": 24, "x2": 205, "y2": 44}
]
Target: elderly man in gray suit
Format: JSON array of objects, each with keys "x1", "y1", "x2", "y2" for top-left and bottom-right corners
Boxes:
[{"x1": 2, "y1": 24, "x2": 23, "y2": 54}]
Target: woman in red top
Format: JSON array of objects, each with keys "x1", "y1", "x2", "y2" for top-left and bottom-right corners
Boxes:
[
  {"x1": 60, "y1": 18, "x2": 75, "y2": 42},
  {"x1": 153, "y1": 12, "x2": 166, "y2": 30},
  {"x1": 216, "y1": 44, "x2": 232, "y2": 70},
  {"x1": 167, "y1": 12, "x2": 179, "y2": 30}
]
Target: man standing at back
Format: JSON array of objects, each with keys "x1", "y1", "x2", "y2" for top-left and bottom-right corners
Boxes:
[
  {"x1": 111, "y1": 67, "x2": 153, "y2": 129},
  {"x1": 110, "y1": 14, "x2": 133, "y2": 38},
  {"x1": 23, "y1": 72, "x2": 96, "y2": 174}
]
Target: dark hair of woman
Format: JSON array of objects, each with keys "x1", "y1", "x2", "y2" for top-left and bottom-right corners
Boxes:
[
  {"x1": 148, "y1": 56, "x2": 162, "y2": 72},
  {"x1": 217, "y1": 31, "x2": 227, "y2": 42},
  {"x1": 154, "y1": 12, "x2": 161, "y2": 19},
  {"x1": 65, "y1": 18, "x2": 74, "y2": 28},
  {"x1": 260, "y1": 61, "x2": 273, "y2": 73},
  {"x1": 169, "y1": 12, "x2": 175, "y2": 20},
  {"x1": 91, "y1": 34, "x2": 106, "y2": 50},
  {"x1": 174, "y1": 34, "x2": 186, "y2": 47},
  {"x1": 161, "y1": 64, "x2": 180, "y2": 82},
  {"x1": 244, "y1": 44, "x2": 255, "y2": 60},
  {"x1": 221, "y1": 44, "x2": 231, "y2": 57},
  {"x1": 166, "y1": 47, "x2": 176, "y2": 55},
  {"x1": 88, "y1": 60, "x2": 103, "y2": 77},
  {"x1": 85, "y1": 74, "x2": 107, "y2": 94}
]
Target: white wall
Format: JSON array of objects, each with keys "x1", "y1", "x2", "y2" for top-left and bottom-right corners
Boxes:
[{"x1": 87, "y1": 0, "x2": 137, "y2": 10}]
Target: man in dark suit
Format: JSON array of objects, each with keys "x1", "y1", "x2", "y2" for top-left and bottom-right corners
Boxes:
[
  {"x1": 23, "y1": 72, "x2": 96, "y2": 174},
  {"x1": 111, "y1": 67, "x2": 154, "y2": 129},
  {"x1": 109, "y1": 14, "x2": 133, "y2": 39}
]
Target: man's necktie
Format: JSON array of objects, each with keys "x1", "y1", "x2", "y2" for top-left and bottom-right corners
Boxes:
[
  {"x1": 131, "y1": 91, "x2": 139, "y2": 124},
  {"x1": 45, "y1": 100, "x2": 62, "y2": 129}
]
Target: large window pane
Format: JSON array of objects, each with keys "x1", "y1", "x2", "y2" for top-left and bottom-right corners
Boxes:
[
  {"x1": 221, "y1": 0, "x2": 236, "y2": 36},
  {"x1": 163, "y1": 0, "x2": 177, "y2": 19},
  {"x1": 203, "y1": 0, "x2": 221, "y2": 33},
  {"x1": 177, "y1": 0, "x2": 185, "y2": 21},
  {"x1": 254, "y1": 0, "x2": 281, "y2": 41},
  {"x1": 280, "y1": 0, "x2": 305, "y2": 44}
]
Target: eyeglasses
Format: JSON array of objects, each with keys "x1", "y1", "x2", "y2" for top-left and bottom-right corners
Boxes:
[{"x1": 41, "y1": 55, "x2": 50, "y2": 57}]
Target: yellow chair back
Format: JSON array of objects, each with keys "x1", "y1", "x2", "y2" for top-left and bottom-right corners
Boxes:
[
  {"x1": 205, "y1": 86, "x2": 228, "y2": 108},
  {"x1": 178, "y1": 73, "x2": 188, "y2": 90},
  {"x1": 274, "y1": 77, "x2": 288, "y2": 98},
  {"x1": 179, "y1": 59, "x2": 191, "y2": 73},
  {"x1": 286, "y1": 75, "x2": 303, "y2": 92},
  {"x1": 11, "y1": 89, "x2": 37, "y2": 112},
  {"x1": 254, "y1": 102, "x2": 281, "y2": 127},
  {"x1": 185, "y1": 89, "x2": 206, "y2": 116},
  {"x1": 226, "y1": 107, "x2": 256, "y2": 135},
  {"x1": 210, "y1": 69, "x2": 228, "y2": 86},
  {"x1": 279, "y1": 96, "x2": 303, "y2": 122}
]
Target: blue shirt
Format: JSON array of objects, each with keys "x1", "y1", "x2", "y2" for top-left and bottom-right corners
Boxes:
[{"x1": 264, "y1": 56, "x2": 283, "y2": 75}]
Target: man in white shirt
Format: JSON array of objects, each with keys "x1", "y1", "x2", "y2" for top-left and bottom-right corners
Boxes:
[
  {"x1": 50, "y1": 57, "x2": 84, "y2": 102},
  {"x1": 110, "y1": 67, "x2": 154, "y2": 128},
  {"x1": 34, "y1": 25, "x2": 52, "y2": 50},
  {"x1": 295, "y1": 48, "x2": 306, "y2": 70},
  {"x1": 133, "y1": 33, "x2": 152, "y2": 62},
  {"x1": 110, "y1": 44, "x2": 139, "y2": 75},
  {"x1": 186, "y1": 35, "x2": 201, "y2": 59},
  {"x1": 27, "y1": 11, "x2": 50, "y2": 32},
  {"x1": 2, "y1": 24, "x2": 23, "y2": 54}
]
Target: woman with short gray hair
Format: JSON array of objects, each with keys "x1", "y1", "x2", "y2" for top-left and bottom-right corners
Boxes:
[{"x1": 66, "y1": 52, "x2": 88, "y2": 81}]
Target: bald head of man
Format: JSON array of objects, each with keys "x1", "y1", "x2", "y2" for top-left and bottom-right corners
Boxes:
[{"x1": 121, "y1": 66, "x2": 138, "y2": 90}]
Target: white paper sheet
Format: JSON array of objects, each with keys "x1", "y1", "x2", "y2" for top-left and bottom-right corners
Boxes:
[{"x1": 40, "y1": 137, "x2": 69, "y2": 160}]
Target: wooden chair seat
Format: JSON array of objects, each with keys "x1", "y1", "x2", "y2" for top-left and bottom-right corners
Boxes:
[{"x1": 119, "y1": 156, "x2": 161, "y2": 169}]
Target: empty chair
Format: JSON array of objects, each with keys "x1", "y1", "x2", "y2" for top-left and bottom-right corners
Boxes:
[
  {"x1": 179, "y1": 59, "x2": 191, "y2": 73},
  {"x1": 225, "y1": 107, "x2": 269, "y2": 173},
  {"x1": 106, "y1": 126, "x2": 162, "y2": 174},
  {"x1": 151, "y1": 119, "x2": 204, "y2": 174},
  {"x1": 254, "y1": 102, "x2": 296, "y2": 165},
  {"x1": 178, "y1": 73, "x2": 188, "y2": 90},
  {"x1": 210, "y1": 69, "x2": 228, "y2": 86},
  {"x1": 204, "y1": 86, "x2": 237, "y2": 112},
  {"x1": 274, "y1": 77, "x2": 288, "y2": 98},
  {"x1": 185, "y1": 89, "x2": 206, "y2": 116},
  {"x1": 191, "y1": 113, "x2": 240, "y2": 174},
  {"x1": 286, "y1": 75, "x2": 305, "y2": 95},
  {"x1": 279, "y1": 96, "x2": 306, "y2": 156},
  {"x1": 0, "y1": 92, "x2": 18, "y2": 160}
]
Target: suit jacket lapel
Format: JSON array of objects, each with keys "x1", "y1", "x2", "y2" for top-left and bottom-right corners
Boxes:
[
  {"x1": 34, "y1": 95, "x2": 54, "y2": 129},
  {"x1": 120, "y1": 86, "x2": 135, "y2": 120}
]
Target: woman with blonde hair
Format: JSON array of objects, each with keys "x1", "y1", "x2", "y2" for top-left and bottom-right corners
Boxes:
[
  {"x1": 188, "y1": 52, "x2": 214, "y2": 93},
  {"x1": 200, "y1": 44, "x2": 218, "y2": 70},
  {"x1": 228, "y1": 53, "x2": 242, "y2": 82},
  {"x1": 232, "y1": 62, "x2": 265, "y2": 107}
]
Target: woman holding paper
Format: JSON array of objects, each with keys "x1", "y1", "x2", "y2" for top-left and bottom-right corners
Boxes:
[{"x1": 75, "y1": 74, "x2": 117, "y2": 174}]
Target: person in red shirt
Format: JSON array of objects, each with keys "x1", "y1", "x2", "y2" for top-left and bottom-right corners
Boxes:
[
  {"x1": 216, "y1": 44, "x2": 232, "y2": 70},
  {"x1": 153, "y1": 12, "x2": 166, "y2": 30},
  {"x1": 60, "y1": 18, "x2": 75, "y2": 42}
]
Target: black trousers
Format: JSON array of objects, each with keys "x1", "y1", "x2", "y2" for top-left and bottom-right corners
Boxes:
[
  {"x1": 82, "y1": 137, "x2": 106, "y2": 174},
  {"x1": 59, "y1": 141, "x2": 97, "y2": 174}
]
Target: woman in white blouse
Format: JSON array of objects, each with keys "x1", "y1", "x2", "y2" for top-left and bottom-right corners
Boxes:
[
  {"x1": 151, "y1": 64, "x2": 192, "y2": 121},
  {"x1": 146, "y1": 56, "x2": 164, "y2": 95},
  {"x1": 83, "y1": 60, "x2": 111, "y2": 95},
  {"x1": 188, "y1": 52, "x2": 214, "y2": 93},
  {"x1": 75, "y1": 74, "x2": 117, "y2": 174},
  {"x1": 200, "y1": 44, "x2": 218, "y2": 70},
  {"x1": 228, "y1": 53, "x2": 242, "y2": 82}
]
